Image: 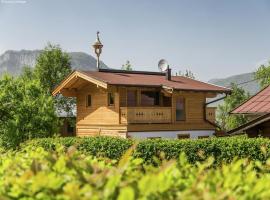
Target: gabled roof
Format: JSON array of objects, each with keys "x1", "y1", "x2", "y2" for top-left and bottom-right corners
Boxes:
[
  {"x1": 52, "y1": 69, "x2": 231, "y2": 96},
  {"x1": 231, "y1": 85, "x2": 270, "y2": 114},
  {"x1": 228, "y1": 113, "x2": 270, "y2": 135}
]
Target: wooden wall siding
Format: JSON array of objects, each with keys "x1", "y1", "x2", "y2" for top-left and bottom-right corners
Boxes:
[
  {"x1": 172, "y1": 92, "x2": 206, "y2": 123},
  {"x1": 76, "y1": 124, "x2": 127, "y2": 137},
  {"x1": 120, "y1": 107, "x2": 172, "y2": 124},
  {"x1": 75, "y1": 84, "x2": 217, "y2": 136},
  {"x1": 76, "y1": 84, "x2": 120, "y2": 128},
  {"x1": 206, "y1": 107, "x2": 216, "y2": 123}
]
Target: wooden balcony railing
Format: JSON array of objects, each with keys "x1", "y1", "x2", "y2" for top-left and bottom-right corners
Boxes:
[
  {"x1": 206, "y1": 107, "x2": 216, "y2": 123},
  {"x1": 120, "y1": 107, "x2": 172, "y2": 124}
]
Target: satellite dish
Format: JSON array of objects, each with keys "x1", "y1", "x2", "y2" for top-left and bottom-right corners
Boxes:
[{"x1": 158, "y1": 59, "x2": 169, "y2": 72}]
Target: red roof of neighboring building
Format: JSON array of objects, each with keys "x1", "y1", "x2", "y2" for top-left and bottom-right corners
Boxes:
[
  {"x1": 80, "y1": 70, "x2": 230, "y2": 93},
  {"x1": 231, "y1": 85, "x2": 270, "y2": 114}
]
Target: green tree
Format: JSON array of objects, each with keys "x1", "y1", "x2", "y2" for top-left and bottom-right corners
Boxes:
[
  {"x1": 35, "y1": 43, "x2": 75, "y2": 117},
  {"x1": 177, "y1": 69, "x2": 195, "y2": 79},
  {"x1": 217, "y1": 83, "x2": 250, "y2": 131},
  {"x1": 35, "y1": 43, "x2": 72, "y2": 92},
  {"x1": 0, "y1": 75, "x2": 58, "y2": 148},
  {"x1": 121, "y1": 60, "x2": 132, "y2": 71},
  {"x1": 20, "y1": 65, "x2": 36, "y2": 81},
  {"x1": 255, "y1": 61, "x2": 270, "y2": 88}
]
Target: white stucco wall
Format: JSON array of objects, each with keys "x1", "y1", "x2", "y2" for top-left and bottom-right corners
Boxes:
[{"x1": 128, "y1": 130, "x2": 215, "y2": 139}]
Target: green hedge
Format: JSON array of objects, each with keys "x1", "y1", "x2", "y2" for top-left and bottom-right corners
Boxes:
[
  {"x1": 23, "y1": 136, "x2": 270, "y2": 164},
  {"x1": 3, "y1": 146, "x2": 270, "y2": 199}
]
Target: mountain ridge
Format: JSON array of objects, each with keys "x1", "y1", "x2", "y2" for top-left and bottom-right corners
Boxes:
[
  {"x1": 0, "y1": 49, "x2": 108, "y2": 76},
  {"x1": 208, "y1": 72, "x2": 260, "y2": 95}
]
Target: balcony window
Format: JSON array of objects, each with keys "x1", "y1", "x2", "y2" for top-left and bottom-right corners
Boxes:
[
  {"x1": 176, "y1": 97, "x2": 185, "y2": 121},
  {"x1": 108, "y1": 93, "x2": 115, "y2": 106},
  {"x1": 127, "y1": 91, "x2": 137, "y2": 106},
  {"x1": 141, "y1": 91, "x2": 160, "y2": 106}
]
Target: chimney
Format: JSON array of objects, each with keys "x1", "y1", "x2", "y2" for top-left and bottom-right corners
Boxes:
[{"x1": 166, "y1": 68, "x2": 171, "y2": 81}]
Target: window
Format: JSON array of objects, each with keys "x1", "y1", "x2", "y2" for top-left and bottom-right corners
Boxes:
[
  {"x1": 141, "y1": 91, "x2": 160, "y2": 106},
  {"x1": 176, "y1": 97, "x2": 185, "y2": 121},
  {"x1": 177, "y1": 134, "x2": 190, "y2": 139},
  {"x1": 198, "y1": 135, "x2": 210, "y2": 139},
  {"x1": 127, "y1": 90, "x2": 137, "y2": 106},
  {"x1": 108, "y1": 92, "x2": 115, "y2": 106},
  {"x1": 86, "y1": 95, "x2": 91, "y2": 107}
]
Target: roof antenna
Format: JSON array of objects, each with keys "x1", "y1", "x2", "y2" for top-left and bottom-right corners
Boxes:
[{"x1": 92, "y1": 31, "x2": 103, "y2": 71}]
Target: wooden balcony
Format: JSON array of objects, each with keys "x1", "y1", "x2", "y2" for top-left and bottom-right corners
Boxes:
[{"x1": 120, "y1": 107, "x2": 172, "y2": 124}]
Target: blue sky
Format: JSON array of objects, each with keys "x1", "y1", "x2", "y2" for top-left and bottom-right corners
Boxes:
[{"x1": 1, "y1": 0, "x2": 270, "y2": 80}]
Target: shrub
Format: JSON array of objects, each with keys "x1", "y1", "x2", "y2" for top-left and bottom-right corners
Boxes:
[
  {"x1": 1, "y1": 146, "x2": 270, "y2": 199},
  {"x1": 25, "y1": 136, "x2": 270, "y2": 165},
  {"x1": 0, "y1": 75, "x2": 58, "y2": 149}
]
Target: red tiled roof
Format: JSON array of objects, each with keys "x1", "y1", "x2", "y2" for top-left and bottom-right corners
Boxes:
[
  {"x1": 80, "y1": 70, "x2": 230, "y2": 93},
  {"x1": 231, "y1": 85, "x2": 270, "y2": 114}
]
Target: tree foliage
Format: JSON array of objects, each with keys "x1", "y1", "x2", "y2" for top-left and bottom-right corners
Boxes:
[
  {"x1": 0, "y1": 43, "x2": 75, "y2": 148},
  {"x1": 255, "y1": 61, "x2": 270, "y2": 88},
  {"x1": 35, "y1": 43, "x2": 72, "y2": 92},
  {"x1": 217, "y1": 83, "x2": 250, "y2": 131},
  {"x1": 0, "y1": 74, "x2": 58, "y2": 148},
  {"x1": 121, "y1": 60, "x2": 132, "y2": 71},
  {"x1": 35, "y1": 43, "x2": 75, "y2": 117}
]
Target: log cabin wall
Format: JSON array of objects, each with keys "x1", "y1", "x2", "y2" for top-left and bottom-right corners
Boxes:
[
  {"x1": 75, "y1": 84, "x2": 216, "y2": 137},
  {"x1": 76, "y1": 84, "x2": 126, "y2": 137}
]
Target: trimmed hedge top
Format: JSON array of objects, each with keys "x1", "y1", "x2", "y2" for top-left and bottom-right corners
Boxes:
[{"x1": 23, "y1": 136, "x2": 270, "y2": 165}]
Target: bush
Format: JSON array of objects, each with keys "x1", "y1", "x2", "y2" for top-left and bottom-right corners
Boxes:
[
  {"x1": 0, "y1": 74, "x2": 58, "y2": 148},
  {"x1": 25, "y1": 136, "x2": 270, "y2": 165},
  {"x1": 1, "y1": 145, "x2": 270, "y2": 199}
]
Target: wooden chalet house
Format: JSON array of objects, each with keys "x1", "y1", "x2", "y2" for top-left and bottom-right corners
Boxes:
[
  {"x1": 229, "y1": 85, "x2": 270, "y2": 137},
  {"x1": 52, "y1": 33, "x2": 230, "y2": 139},
  {"x1": 52, "y1": 69, "x2": 230, "y2": 139}
]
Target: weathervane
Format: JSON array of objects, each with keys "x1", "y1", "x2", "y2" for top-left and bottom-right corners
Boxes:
[{"x1": 92, "y1": 31, "x2": 103, "y2": 70}]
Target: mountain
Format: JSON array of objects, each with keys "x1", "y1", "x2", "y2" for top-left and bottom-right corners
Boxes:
[
  {"x1": 208, "y1": 72, "x2": 261, "y2": 95},
  {"x1": 0, "y1": 50, "x2": 108, "y2": 76}
]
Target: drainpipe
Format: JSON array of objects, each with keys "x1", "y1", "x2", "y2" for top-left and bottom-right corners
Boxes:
[{"x1": 203, "y1": 94, "x2": 228, "y2": 130}]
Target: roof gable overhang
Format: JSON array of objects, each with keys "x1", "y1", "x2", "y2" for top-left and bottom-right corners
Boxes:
[
  {"x1": 228, "y1": 113, "x2": 270, "y2": 135},
  {"x1": 52, "y1": 71, "x2": 108, "y2": 96}
]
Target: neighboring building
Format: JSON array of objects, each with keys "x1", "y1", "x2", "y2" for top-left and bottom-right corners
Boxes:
[
  {"x1": 52, "y1": 68, "x2": 230, "y2": 139},
  {"x1": 229, "y1": 85, "x2": 270, "y2": 137},
  {"x1": 57, "y1": 108, "x2": 76, "y2": 137}
]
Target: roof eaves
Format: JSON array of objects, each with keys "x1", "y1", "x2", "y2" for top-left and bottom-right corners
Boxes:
[
  {"x1": 52, "y1": 70, "x2": 108, "y2": 96},
  {"x1": 52, "y1": 70, "x2": 77, "y2": 96},
  {"x1": 228, "y1": 113, "x2": 270, "y2": 135}
]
